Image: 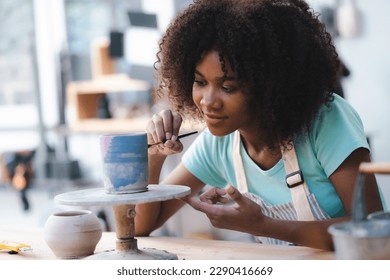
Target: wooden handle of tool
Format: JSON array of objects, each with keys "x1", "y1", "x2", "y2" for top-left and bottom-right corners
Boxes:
[{"x1": 359, "y1": 162, "x2": 390, "y2": 174}]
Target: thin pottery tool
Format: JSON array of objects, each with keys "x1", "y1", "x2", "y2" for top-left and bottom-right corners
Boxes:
[{"x1": 148, "y1": 131, "x2": 198, "y2": 147}]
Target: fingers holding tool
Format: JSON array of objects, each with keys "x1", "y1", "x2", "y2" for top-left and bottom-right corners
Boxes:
[{"x1": 147, "y1": 110, "x2": 184, "y2": 155}]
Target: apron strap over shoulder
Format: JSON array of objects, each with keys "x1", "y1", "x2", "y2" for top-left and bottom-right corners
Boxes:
[
  {"x1": 233, "y1": 131, "x2": 315, "y2": 221},
  {"x1": 281, "y1": 143, "x2": 315, "y2": 221},
  {"x1": 233, "y1": 131, "x2": 249, "y2": 193}
]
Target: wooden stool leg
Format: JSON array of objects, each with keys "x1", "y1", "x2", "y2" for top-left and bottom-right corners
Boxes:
[{"x1": 112, "y1": 204, "x2": 138, "y2": 252}]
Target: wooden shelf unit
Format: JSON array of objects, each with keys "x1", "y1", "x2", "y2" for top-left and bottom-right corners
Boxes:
[
  {"x1": 66, "y1": 74, "x2": 153, "y2": 133},
  {"x1": 66, "y1": 38, "x2": 205, "y2": 134}
]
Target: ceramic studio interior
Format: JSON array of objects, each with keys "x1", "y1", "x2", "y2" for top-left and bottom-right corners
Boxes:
[{"x1": 1, "y1": 0, "x2": 390, "y2": 244}]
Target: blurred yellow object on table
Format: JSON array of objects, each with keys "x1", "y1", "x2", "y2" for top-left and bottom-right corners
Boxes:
[{"x1": 0, "y1": 240, "x2": 32, "y2": 254}]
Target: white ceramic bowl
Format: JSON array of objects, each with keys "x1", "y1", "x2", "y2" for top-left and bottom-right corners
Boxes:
[
  {"x1": 328, "y1": 219, "x2": 390, "y2": 259},
  {"x1": 367, "y1": 211, "x2": 390, "y2": 221},
  {"x1": 44, "y1": 210, "x2": 102, "y2": 259}
]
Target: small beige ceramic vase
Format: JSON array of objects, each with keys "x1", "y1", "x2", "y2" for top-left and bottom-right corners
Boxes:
[{"x1": 44, "y1": 210, "x2": 102, "y2": 259}]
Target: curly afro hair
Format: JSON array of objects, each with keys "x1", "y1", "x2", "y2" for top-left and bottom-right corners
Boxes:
[{"x1": 154, "y1": 0, "x2": 340, "y2": 147}]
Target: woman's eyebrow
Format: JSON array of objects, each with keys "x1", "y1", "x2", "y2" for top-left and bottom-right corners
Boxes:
[
  {"x1": 194, "y1": 69, "x2": 204, "y2": 77},
  {"x1": 220, "y1": 76, "x2": 236, "y2": 81},
  {"x1": 194, "y1": 69, "x2": 236, "y2": 81}
]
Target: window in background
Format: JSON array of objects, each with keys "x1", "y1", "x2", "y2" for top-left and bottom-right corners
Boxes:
[
  {"x1": 0, "y1": 0, "x2": 40, "y2": 151},
  {"x1": 64, "y1": 0, "x2": 141, "y2": 81}
]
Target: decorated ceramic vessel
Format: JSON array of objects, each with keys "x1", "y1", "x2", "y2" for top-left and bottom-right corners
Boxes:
[{"x1": 99, "y1": 132, "x2": 148, "y2": 194}]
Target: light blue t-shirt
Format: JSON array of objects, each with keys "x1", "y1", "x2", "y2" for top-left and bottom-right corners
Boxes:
[{"x1": 182, "y1": 95, "x2": 370, "y2": 218}]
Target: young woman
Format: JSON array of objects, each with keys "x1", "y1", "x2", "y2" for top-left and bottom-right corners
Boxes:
[{"x1": 135, "y1": 0, "x2": 383, "y2": 250}]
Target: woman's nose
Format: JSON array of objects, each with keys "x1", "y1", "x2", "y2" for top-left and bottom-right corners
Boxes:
[{"x1": 200, "y1": 88, "x2": 222, "y2": 109}]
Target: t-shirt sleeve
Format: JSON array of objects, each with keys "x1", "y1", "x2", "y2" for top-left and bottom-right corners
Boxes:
[
  {"x1": 311, "y1": 95, "x2": 370, "y2": 177},
  {"x1": 182, "y1": 129, "x2": 229, "y2": 187}
]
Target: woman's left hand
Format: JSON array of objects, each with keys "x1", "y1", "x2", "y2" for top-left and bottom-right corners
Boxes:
[{"x1": 185, "y1": 185, "x2": 265, "y2": 234}]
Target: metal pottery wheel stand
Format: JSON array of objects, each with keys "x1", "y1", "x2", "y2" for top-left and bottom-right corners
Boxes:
[{"x1": 54, "y1": 184, "x2": 190, "y2": 260}]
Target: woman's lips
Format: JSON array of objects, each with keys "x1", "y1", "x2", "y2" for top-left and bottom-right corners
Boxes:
[{"x1": 204, "y1": 113, "x2": 227, "y2": 125}]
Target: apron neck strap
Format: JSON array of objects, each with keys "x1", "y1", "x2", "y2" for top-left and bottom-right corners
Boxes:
[{"x1": 233, "y1": 131, "x2": 315, "y2": 221}]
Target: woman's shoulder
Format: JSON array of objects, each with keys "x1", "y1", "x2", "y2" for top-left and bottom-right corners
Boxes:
[
  {"x1": 314, "y1": 94, "x2": 365, "y2": 132},
  {"x1": 319, "y1": 94, "x2": 361, "y2": 118},
  {"x1": 299, "y1": 94, "x2": 369, "y2": 176}
]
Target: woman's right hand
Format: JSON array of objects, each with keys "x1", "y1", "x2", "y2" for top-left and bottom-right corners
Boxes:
[{"x1": 146, "y1": 109, "x2": 183, "y2": 156}]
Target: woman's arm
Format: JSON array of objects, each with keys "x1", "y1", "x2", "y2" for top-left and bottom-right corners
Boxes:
[
  {"x1": 260, "y1": 148, "x2": 382, "y2": 250},
  {"x1": 135, "y1": 109, "x2": 206, "y2": 236},
  {"x1": 328, "y1": 148, "x2": 383, "y2": 216},
  {"x1": 135, "y1": 163, "x2": 205, "y2": 236},
  {"x1": 270, "y1": 147, "x2": 383, "y2": 249},
  {"x1": 186, "y1": 148, "x2": 383, "y2": 250}
]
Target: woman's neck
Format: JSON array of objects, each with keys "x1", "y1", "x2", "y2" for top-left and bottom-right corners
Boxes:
[{"x1": 238, "y1": 129, "x2": 282, "y2": 170}]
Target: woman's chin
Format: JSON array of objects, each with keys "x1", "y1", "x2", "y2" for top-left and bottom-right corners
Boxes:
[{"x1": 207, "y1": 126, "x2": 233, "y2": 137}]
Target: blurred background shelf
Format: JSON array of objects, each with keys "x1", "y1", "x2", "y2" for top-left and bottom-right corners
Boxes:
[{"x1": 66, "y1": 73, "x2": 153, "y2": 133}]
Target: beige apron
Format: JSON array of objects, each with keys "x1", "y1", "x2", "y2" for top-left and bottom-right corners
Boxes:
[{"x1": 232, "y1": 131, "x2": 330, "y2": 245}]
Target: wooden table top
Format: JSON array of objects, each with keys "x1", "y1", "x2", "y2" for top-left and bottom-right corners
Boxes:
[{"x1": 0, "y1": 226, "x2": 334, "y2": 260}]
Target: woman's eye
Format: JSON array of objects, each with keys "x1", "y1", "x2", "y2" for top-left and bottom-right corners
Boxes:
[
  {"x1": 222, "y1": 86, "x2": 232, "y2": 93},
  {"x1": 222, "y1": 85, "x2": 237, "y2": 93},
  {"x1": 194, "y1": 79, "x2": 206, "y2": 86}
]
